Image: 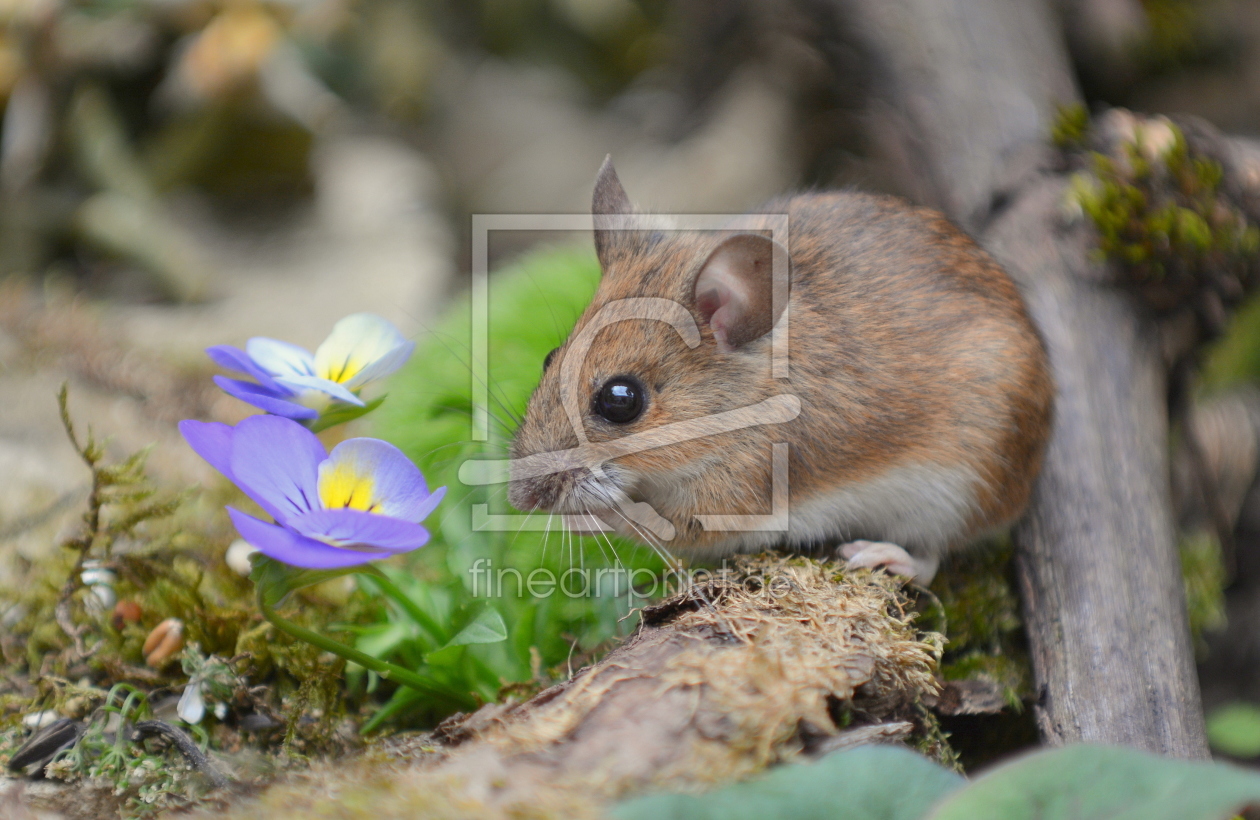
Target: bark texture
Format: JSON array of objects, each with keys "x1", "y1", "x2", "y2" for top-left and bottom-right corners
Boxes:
[{"x1": 987, "y1": 172, "x2": 1204, "y2": 755}]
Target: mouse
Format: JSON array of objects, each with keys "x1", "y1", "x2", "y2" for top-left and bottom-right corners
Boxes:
[{"x1": 506, "y1": 158, "x2": 1053, "y2": 583}]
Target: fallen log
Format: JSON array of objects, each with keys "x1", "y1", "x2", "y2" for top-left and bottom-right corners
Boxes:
[{"x1": 198, "y1": 555, "x2": 944, "y2": 820}]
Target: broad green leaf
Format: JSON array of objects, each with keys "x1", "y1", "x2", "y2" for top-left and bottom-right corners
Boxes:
[
  {"x1": 352, "y1": 621, "x2": 413, "y2": 660},
  {"x1": 929, "y1": 744, "x2": 1260, "y2": 820},
  {"x1": 249, "y1": 553, "x2": 363, "y2": 608},
  {"x1": 1208, "y1": 702, "x2": 1260, "y2": 758},
  {"x1": 444, "y1": 605, "x2": 508, "y2": 647},
  {"x1": 424, "y1": 644, "x2": 465, "y2": 669},
  {"x1": 309, "y1": 395, "x2": 387, "y2": 433},
  {"x1": 613, "y1": 745, "x2": 963, "y2": 820}
]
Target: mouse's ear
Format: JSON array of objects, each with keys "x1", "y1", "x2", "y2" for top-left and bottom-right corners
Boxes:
[
  {"x1": 694, "y1": 234, "x2": 789, "y2": 351},
  {"x1": 592, "y1": 156, "x2": 636, "y2": 271}
]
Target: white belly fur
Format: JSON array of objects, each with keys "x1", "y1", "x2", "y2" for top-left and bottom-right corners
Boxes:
[
  {"x1": 700, "y1": 460, "x2": 981, "y2": 557},
  {"x1": 785, "y1": 461, "x2": 980, "y2": 554}
]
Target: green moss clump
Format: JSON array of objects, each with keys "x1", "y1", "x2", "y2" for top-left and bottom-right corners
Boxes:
[
  {"x1": 1180, "y1": 529, "x2": 1228, "y2": 654},
  {"x1": 928, "y1": 539, "x2": 1021, "y2": 649},
  {"x1": 913, "y1": 704, "x2": 963, "y2": 773},
  {"x1": 0, "y1": 388, "x2": 391, "y2": 817},
  {"x1": 1051, "y1": 103, "x2": 1090, "y2": 151},
  {"x1": 939, "y1": 653, "x2": 1030, "y2": 712},
  {"x1": 1063, "y1": 118, "x2": 1260, "y2": 317},
  {"x1": 926, "y1": 537, "x2": 1032, "y2": 705},
  {"x1": 1139, "y1": 0, "x2": 1218, "y2": 72},
  {"x1": 1199, "y1": 293, "x2": 1260, "y2": 390}
]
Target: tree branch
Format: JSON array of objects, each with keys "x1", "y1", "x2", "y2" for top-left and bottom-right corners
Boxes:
[{"x1": 815, "y1": 0, "x2": 1211, "y2": 757}]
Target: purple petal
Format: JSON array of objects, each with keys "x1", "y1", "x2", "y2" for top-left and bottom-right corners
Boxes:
[
  {"x1": 228, "y1": 508, "x2": 387, "y2": 569},
  {"x1": 273, "y1": 374, "x2": 365, "y2": 407},
  {"x1": 320, "y1": 438, "x2": 439, "y2": 521},
  {"x1": 179, "y1": 420, "x2": 235, "y2": 482},
  {"x1": 245, "y1": 338, "x2": 316, "y2": 378},
  {"x1": 229, "y1": 415, "x2": 326, "y2": 524},
  {"x1": 214, "y1": 376, "x2": 317, "y2": 420},
  {"x1": 205, "y1": 345, "x2": 283, "y2": 391},
  {"x1": 288, "y1": 508, "x2": 431, "y2": 552},
  {"x1": 409, "y1": 486, "x2": 446, "y2": 524}
]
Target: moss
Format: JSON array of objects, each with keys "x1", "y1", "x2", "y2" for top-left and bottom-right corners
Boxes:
[
  {"x1": 926, "y1": 538, "x2": 1033, "y2": 706},
  {"x1": 927, "y1": 538, "x2": 1021, "y2": 649},
  {"x1": 913, "y1": 704, "x2": 963, "y2": 773},
  {"x1": 1139, "y1": 0, "x2": 1218, "y2": 72},
  {"x1": 1063, "y1": 117, "x2": 1259, "y2": 319},
  {"x1": 1180, "y1": 529, "x2": 1228, "y2": 654},
  {"x1": 1051, "y1": 103, "x2": 1090, "y2": 151},
  {"x1": 0, "y1": 389, "x2": 384, "y2": 817},
  {"x1": 1199, "y1": 292, "x2": 1260, "y2": 391},
  {"x1": 203, "y1": 556, "x2": 953, "y2": 819},
  {"x1": 940, "y1": 652, "x2": 1030, "y2": 712}
]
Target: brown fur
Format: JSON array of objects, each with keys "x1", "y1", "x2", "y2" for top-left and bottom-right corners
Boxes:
[{"x1": 510, "y1": 179, "x2": 1053, "y2": 562}]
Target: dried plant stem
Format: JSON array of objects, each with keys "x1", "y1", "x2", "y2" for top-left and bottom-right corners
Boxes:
[{"x1": 54, "y1": 383, "x2": 104, "y2": 657}]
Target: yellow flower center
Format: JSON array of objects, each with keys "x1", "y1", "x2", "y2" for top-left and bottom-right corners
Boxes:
[
  {"x1": 318, "y1": 461, "x2": 379, "y2": 512},
  {"x1": 317, "y1": 354, "x2": 368, "y2": 385}
]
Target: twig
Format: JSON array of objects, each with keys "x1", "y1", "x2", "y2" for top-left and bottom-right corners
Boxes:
[{"x1": 130, "y1": 720, "x2": 231, "y2": 789}]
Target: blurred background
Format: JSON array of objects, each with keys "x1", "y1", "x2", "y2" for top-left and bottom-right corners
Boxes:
[
  {"x1": 3, "y1": 0, "x2": 1258, "y2": 494},
  {"x1": 6, "y1": 0, "x2": 1260, "y2": 758}
]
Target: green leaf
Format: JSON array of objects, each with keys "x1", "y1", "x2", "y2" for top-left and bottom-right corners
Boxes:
[
  {"x1": 309, "y1": 395, "x2": 387, "y2": 433},
  {"x1": 613, "y1": 745, "x2": 963, "y2": 820},
  {"x1": 929, "y1": 744, "x2": 1260, "y2": 820},
  {"x1": 361, "y1": 686, "x2": 425, "y2": 734},
  {"x1": 1208, "y1": 702, "x2": 1260, "y2": 758},
  {"x1": 423, "y1": 644, "x2": 465, "y2": 669},
  {"x1": 444, "y1": 605, "x2": 508, "y2": 647},
  {"x1": 351, "y1": 621, "x2": 414, "y2": 660},
  {"x1": 249, "y1": 553, "x2": 363, "y2": 608}
]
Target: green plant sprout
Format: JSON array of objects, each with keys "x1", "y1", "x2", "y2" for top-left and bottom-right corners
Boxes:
[{"x1": 39, "y1": 683, "x2": 211, "y2": 817}]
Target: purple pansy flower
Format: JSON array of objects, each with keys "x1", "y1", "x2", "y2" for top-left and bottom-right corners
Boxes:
[
  {"x1": 179, "y1": 415, "x2": 445, "y2": 569},
  {"x1": 207, "y1": 313, "x2": 415, "y2": 420}
]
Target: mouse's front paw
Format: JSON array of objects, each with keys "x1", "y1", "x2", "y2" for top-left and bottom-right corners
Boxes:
[{"x1": 840, "y1": 540, "x2": 938, "y2": 584}]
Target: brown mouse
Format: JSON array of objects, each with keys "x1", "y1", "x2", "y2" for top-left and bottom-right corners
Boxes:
[{"x1": 507, "y1": 158, "x2": 1053, "y2": 582}]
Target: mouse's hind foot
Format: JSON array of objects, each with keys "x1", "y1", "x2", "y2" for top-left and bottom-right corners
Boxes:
[{"x1": 839, "y1": 540, "x2": 938, "y2": 584}]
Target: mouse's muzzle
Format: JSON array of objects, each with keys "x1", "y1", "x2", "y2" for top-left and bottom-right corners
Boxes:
[{"x1": 508, "y1": 466, "x2": 606, "y2": 513}]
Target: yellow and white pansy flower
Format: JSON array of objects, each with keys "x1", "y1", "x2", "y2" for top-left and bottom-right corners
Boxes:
[{"x1": 206, "y1": 313, "x2": 414, "y2": 421}]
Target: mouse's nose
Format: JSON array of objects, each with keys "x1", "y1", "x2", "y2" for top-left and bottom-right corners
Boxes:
[
  {"x1": 508, "y1": 467, "x2": 588, "y2": 512},
  {"x1": 507, "y1": 479, "x2": 542, "y2": 511}
]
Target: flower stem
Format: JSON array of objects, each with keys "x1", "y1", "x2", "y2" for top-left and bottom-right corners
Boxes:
[
  {"x1": 364, "y1": 572, "x2": 448, "y2": 644},
  {"x1": 255, "y1": 587, "x2": 473, "y2": 709}
]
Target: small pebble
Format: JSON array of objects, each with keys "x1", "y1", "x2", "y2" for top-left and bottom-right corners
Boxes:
[
  {"x1": 112, "y1": 599, "x2": 143, "y2": 631},
  {"x1": 22, "y1": 710, "x2": 61, "y2": 730},
  {"x1": 225, "y1": 539, "x2": 259, "y2": 576}
]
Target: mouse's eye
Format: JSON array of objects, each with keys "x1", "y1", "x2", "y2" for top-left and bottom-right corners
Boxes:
[
  {"x1": 543, "y1": 347, "x2": 559, "y2": 372},
  {"x1": 594, "y1": 377, "x2": 645, "y2": 424}
]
